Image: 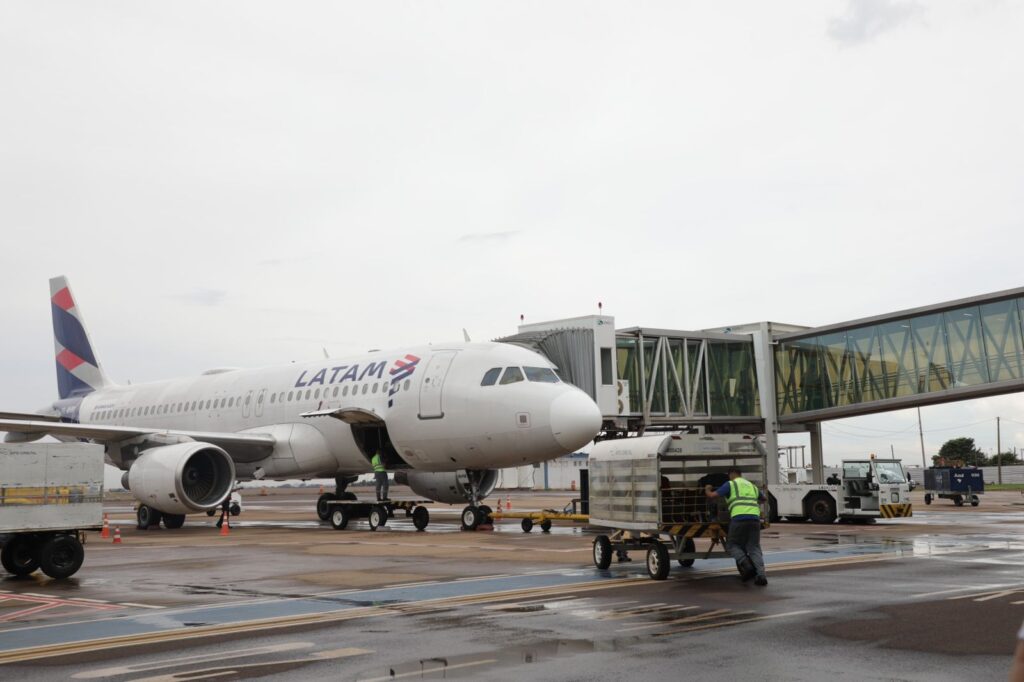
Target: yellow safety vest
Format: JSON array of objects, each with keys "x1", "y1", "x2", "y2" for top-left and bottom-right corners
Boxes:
[
  {"x1": 371, "y1": 453, "x2": 385, "y2": 473},
  {"x1": 726, "y1": 477, "x2": 760, "y2": 518}
]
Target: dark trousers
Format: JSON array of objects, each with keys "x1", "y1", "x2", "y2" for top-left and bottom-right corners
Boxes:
[
  {"x1": 375, "y1": 472, "x2": 389, "y2": 501},
  {"x1": 725, "y1": 518, "x2": 765, "y2": 578}
]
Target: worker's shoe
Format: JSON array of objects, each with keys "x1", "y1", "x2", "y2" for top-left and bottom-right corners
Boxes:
[
  {"x1": 754, "y1": 576, "x2": 768, "y2": 586},
  {"x1": 738, "y1": 558, "x2": 756, "y2": 582}
]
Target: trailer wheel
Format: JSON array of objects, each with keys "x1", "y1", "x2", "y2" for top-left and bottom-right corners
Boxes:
[
  {"x1": 593, "y1": 535, "x2": 612, "y2": 569},
  {"x1": 677, "y1": 538, "x2": 696, "y2": 568},
  {"x1": 1, "y1": 536, "x2": 39, "y2": 576},
  {"x1": 808, "y1": 495, "x2": 837, "y2": 524},
  {"x1": 461, "y1": 506, "x2": 482, "y2": 531},
  {"x1": 924, "y1": 493, "x2": 932, "y2": 505},
  {"x1": 521, "y1": 518, "x2": 534, "y2": 533},
  {"x1": 330, "y1": 507, "x2": 349, "y2": 530},
  {"x1": 540, "y1": 520, "x2": 552, "y2": 533},
  {"x1": 137, "y1": 505, "x2": 161, "y2": 530},
  {"x1": 646, "y1": 543, "x2": 670, "y2": 580},
  {"x1": 953, "y1": 495, "x2": 964, "y2": 507},
  {"x1": 970, "y1": 495, "x2": 980, "y2": 507},
  {"x1": 38, "y1": 535, "x2": 84, "y2": 580},
  {"x1": 162, "y1": 514, "x2": 186, "y2": 529},
  {"x1": 369, "y1": 505, "x2": 387, "y2": 531},
  {"x1": 316, "y1": 493, "x2": 336, "y2": 521},
  {"x1": 412, "y1": 506, "x2": 430, "y2": 531}
]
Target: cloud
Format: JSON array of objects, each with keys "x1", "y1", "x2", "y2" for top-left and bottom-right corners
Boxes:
[
  {"x1": 170, "y1": 289, "x2": 228, "y2": 306},
  {"x1": 828, "y1": 0, "x2": 925, "y2": 46},
  {"x1": 457, "y1": 230, "x2": 521, "y2": 244}
]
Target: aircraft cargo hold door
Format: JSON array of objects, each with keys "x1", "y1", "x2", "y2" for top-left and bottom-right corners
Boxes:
[{"x1": 418, "y1": 351, "x2": 457, "y2": 419}]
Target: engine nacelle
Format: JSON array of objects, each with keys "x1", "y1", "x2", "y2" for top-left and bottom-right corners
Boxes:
[
  {"x1": 396, "y1": 469, "x2": 498, "y2": 505},
  {"x1": 126, "y1": 443, "x2": 235, "y2": 515}
]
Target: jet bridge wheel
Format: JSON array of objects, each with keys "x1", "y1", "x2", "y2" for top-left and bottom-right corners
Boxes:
[
  {"x1": 1, "y1": 535, "x2": 40, "y2": 576},
  {"x1": 646, "y1": 543, "x2": 671, "y2": 580}
]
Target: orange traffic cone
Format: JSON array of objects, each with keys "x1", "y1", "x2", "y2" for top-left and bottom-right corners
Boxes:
[
  {"x1": 318, "y1": 484, "x2": 324, "y2": 495},
  {"x1": 506, "y1": 495, "x2": 511, "y2": 511},
  {"x1": 219, "y1": 511, "x2": 230, "y2": 536},
  {"x1": 100, "y1": 513, "x2": 110, "y2": 539},
  {"x1": 112, "y1": 527, "x2": 122, "y2": 544}
]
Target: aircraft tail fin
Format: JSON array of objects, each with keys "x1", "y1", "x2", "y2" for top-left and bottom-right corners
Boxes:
[{"x1": 50, "y1": 276, "x2": 111, "y2": 399}]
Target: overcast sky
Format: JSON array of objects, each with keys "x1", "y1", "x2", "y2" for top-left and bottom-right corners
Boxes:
[{"x1": 2, "y1": 1, "x2": 1023, "y2": 470}]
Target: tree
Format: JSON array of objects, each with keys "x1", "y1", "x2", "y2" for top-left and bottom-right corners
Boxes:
[
  {"x1": 934, "y1": 437, "x2": 987, "y2": 467},
  {"x1": 989, "y1": 452, "x2": 1021, "y2": 466}
]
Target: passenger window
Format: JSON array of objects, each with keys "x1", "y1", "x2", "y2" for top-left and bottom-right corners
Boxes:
[
  {"x1": 499, "y1": 367, "x2": 525, "y2": 385},
  {"x1": 270, "y1": 393, "x2": 276, "y2": 404},
  {"x1": 362, "y1": 384, "x2": 368, "y2": 395},
  {"x1": 305, "y1": 389, "x2": 311, "y2": 400},
  {"x1": 404, "y1": 379, "x2": 410, "y2": 391},
  {"x1": 288, "y1": 391, "x2": 293, "y2": 401},
  {"x1": 524, "y1": 367, "x2": 560, "y2": 383},
  {"x1": 481, "y1": 368, "x2": 502, "y2": 386},
  {"x1": 333, "y1": 386, "x2": 339, "y2": 397},
  {"x1": 314, "y1": 389, "x2": 320, "y2": 399},
  {"x1": 372, "y1": 383, "x2": 378, "y2": 394}
]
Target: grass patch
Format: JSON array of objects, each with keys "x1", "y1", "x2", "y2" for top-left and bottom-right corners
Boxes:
[{"x1": 985, "y1": 483, "x2": 1024, "y2": 491}]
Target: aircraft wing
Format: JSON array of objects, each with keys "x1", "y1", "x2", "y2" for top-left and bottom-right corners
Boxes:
[
  {"x1": 0, "y1": 419, "x2": 276, "y2": 463},
  {"x1": 0, "y1": 411, "x2": 61, "y2": 422}
]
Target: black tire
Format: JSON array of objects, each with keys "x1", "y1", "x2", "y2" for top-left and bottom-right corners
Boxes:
[
  {"x1": 162, "y1": 513, "x2": 186, "y2": 529},
  {"x1": 677, "y1": 538, "x2": 696, "y2": 568},
  {"x1": 646, "y1": 543, "x2": 670, "y2": 580},
  {"x1": 137, "y1": 505, "x2": 161, "y2": 530},
  {"x1": 924, "y1": 493, "x2": 932, "y2": 505},
  {"x1": 767, "y1": 494, "x2": 780, "y2": 523},
  {"x1": 593, "y1": 535, "x2": 612, "y2": 569},
  {"x1": 540, "y1": 519, "x2": 552, "y2": 533},
  {"x1": 970, "y1": 495, "x2": 980, "y2": 507},
  {"x1": 369, "y1": 505, "x2": 387, "y2": 531},
  {"x1": 953, "y1": 496, "x2": 964, "y2": 507},
  {"x1": 316, "y1": 493, "x2": 336, "y2": 521},
  {"x1": 38, "y1": 535, "x2": 85, "y2": 580},
  {"x1": 521, "y1": 518, "x2": 533, "y2": 533},
  {"x1": 479, "y1": 504, "x2": 493, "y2": 523},
  {"x1": 206, "y1": 509, "x2": 217, "y2": 517},
  {"x1": 1, "y1": 536, "x2": 40, "y2": 576},
  {"x1": 461, "y1": 506, "x2": 481, "y2": 531},
  {"x1": 330, "y1": 507, "x2": 349, "y2": 530},
  {"x1": 340, "y1": 492, "x2": 357, "y2": 501},
  {"x1": 785, "y1": 516, "x2": 807, "y2": 523},
  {"x1": 412, "y1": 506, "x2": 429, "y2": 531},
  {"x1": 229, "y1": 503, "x2": 241, "y2": 516},
  {"x1": 808, "y1": 496, "x2": 837, "y2": 524}
]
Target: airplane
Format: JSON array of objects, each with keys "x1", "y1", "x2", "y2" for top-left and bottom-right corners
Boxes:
[{"x1": 0, "y1": 277, "x2": 602, "y2": 531}]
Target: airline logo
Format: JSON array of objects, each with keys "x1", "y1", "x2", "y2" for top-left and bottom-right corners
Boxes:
[
  {"x1": 51, "y1": 281, "x2": 104, "y2": 399},
  {"x1": 389, "y1": 354, "x2": 421, "y2": 407}
]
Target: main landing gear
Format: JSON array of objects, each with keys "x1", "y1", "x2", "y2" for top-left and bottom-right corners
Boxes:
[
  {"x1": 316, "y1": 475, "x2": 359, "y2": 520},
  {"x1": 137, "y1": 504, "x2": 188, "y2": 530}
]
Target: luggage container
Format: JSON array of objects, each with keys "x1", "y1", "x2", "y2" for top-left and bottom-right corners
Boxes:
[
  {"x1": 923, "y1": 467, "x2": 984, "y2": 507},
  {"x1": 588, "y1": 433, "x2": 767, "y2": 580}
]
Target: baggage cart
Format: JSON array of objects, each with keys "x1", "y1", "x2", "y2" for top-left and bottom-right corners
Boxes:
[{"x1": 923, "y1": 467, "x2": 984, "y2": 507}]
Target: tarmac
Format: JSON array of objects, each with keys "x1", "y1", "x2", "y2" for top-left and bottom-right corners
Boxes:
[{"x1": 1, "y1": 486, "x2": 1022, "y2": 680}]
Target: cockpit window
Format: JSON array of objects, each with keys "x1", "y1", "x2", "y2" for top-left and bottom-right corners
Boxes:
[
  {"x1": 499, "y1": 367, "x2": 525, "y2": 385},
  {"x1": 481, "y1": 367, "x2": 502, "y2": 386},
  {"x1": 524, "y1": 366, "x2": 560, "y2": 383}
]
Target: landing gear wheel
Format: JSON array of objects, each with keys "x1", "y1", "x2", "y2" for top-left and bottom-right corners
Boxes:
[
  {"x1": 229, "y1": 503, "x2": 241, "y2": 517},
  {"x1": 677, "y1": 538, "x2": 696, "y2": 568},
  {"x1": 953, "y1": 495, "x2": 964, "y2": 507},
  {"x1": 137, "y1": 505, "x2": 162, "y2": 530},
  {"x1": 646, "y1": 543, "x2": 670, "y2": 580},
  {"x1": 1, "y1": 535, "x2": 39, "y2": 576},
  {"x1": 461, "y1": 506, "x2": 482, "y2": 531},
  {"x1": 479, "y1": 505, "x2": 493, "y2": 523},
  {"x1": 368, "y1": 505, "x2": 387, "y2": 531},
  {"x1": 206, "y1": 509, "x2": 217, "y2": 517},
  {"x1": 808, "y1": 497, "x2": 837, "y2": 524},
  {"x1": 330, "y1": 507, "x2": 349, "y2": 530},
  {"x1": 316, "y1": 493, "x2": 337, "y2": 521},
  {"x1": 38, "y1": 535, "x2": 84, "y2": 580},
  {"x1": 540, "y1": 519, "x2": 552, "y2": 533},
  {"x1": 593, "y1": 535, "x2": 612, "y2": 570},
  {"x1": 412, "y1": 506, "x2": 429, "y2": 531},
  {"x1": 162, "y1": 514, "x2": 186, "y2": 529},
  {"x1": 924, "y1": 493, "x2": 932, "y2": 505},
  {"x1": 521, "y1": 518, "x2": 534, "y2": 533},
  {"x1": 970, "y1": 495, "x2": 980, "y2": 507}
]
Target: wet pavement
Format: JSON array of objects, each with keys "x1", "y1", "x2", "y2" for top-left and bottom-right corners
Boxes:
[{"x1": 1, "y1": 488, "x2": 1022, "y2": 680}]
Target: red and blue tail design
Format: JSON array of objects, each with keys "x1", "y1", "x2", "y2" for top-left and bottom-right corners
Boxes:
[
  {"x1": 50, "y1": 276, "x2": 110, "y2": 399},
  {"x1": 388, "y1": 354, "x2": 421, "y2": 407}
]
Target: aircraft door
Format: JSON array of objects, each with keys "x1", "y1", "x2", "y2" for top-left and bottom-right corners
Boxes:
[
  {"x1": 254, "y1": 389, "x2": 266, "y2": 418},
  {"x1": 418, "y1": 351, "x2": 457, "y2": 419},
  {"x1": 242, "y1": 390, "x2": 253, "y2": 418}
]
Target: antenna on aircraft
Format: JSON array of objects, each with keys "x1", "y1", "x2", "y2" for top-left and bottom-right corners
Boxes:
[
  {"x1": 463, "y1": 329, "x2": 471, "y2": 342},
  {"x1": 322, "y1": 347, "x2": 329, "y2": 359},
  {"x1": 598, "y1": 301, "x2": 603, "y2": 313},
  {"x1": 520, "y1": 314, "x2": 524, "y2": 324}
]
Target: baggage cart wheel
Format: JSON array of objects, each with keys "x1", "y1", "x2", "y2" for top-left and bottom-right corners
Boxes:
[
  {"x1": 970, "y1": 495, "x2": 980, "y2": 507},
  {"x1": 316, "y1": 493, "x2": 336, "y2": 521},
  {"x1": 162, "y1": 513, "x2": 186, "y2": 529},
  {"x1": 137, "y1": 505, "x2": 162, "y2": 530},
  {"x1": 461, "y1": 506, "x2": 482, "y2": 531},
  {"x1": 369, "y1": 505, "x2": 387, "y2": 530},
  {"x1": 924, "y1": 493, "x2": 932, "y2": 505},
  {"x1": 1, "y1": 535, "x2": 40, "y2": 576},
  {"x1": 330, "y1": 507, "x2": 349, "y2": 530},
  {"x1": 412, "y1": 505, "x2": 430, "y2": 531},
  {"x1": 593, "y1": 535, "x2": 612, "y2": 570},
  {"x1": 677, "y1": 538, "x2": 695, "y2": 568},
  {"x1": 953, "y1": 495, "x2": 964, "y2": 507},
  {"x1": 646, "y1": 543, "x2": 670, "y2": 580},
  {"x1": 540, "y1": 519, "x2": 552, "y2": 533},
  {"x1": 38, "y1": 535, "x2": 84, "y2": 580},
  {"x1": 521, "y1": 518, "x2": 533, "y2": 533}
]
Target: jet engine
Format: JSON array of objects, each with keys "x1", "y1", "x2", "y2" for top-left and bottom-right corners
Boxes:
[
  {"x1": 396, "y1": 469, "x2": 499, "y2": 505},
  {"x1": 125, "y1": 443, "x2": 235, "y2": 515}
]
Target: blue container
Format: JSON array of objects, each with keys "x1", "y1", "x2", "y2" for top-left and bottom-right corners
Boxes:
[{"x1": 925, "y1": 468, "x2": 984, "y2": 493}]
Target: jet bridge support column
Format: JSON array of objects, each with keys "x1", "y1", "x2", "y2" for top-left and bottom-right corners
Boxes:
[
  {"x1": 809, "y1": 423, "x2": 824, "y2": 484},
  {"x1": 752, "y1": 324, "x2": 780, "y2": 485}
]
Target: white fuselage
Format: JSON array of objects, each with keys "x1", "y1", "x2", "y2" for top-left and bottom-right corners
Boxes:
[{"x1": 74, "y1": 342, "x2": 602, "y2": 480}]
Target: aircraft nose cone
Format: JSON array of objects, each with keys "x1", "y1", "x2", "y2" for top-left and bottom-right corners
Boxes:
[{"x1": 550, "y1": 390, "x2": 602, "y2": 451}]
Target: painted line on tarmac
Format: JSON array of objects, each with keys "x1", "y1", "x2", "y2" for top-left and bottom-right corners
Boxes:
[
  {"x1": 651, "y1": 609, "x2": 817, "y2": 637},
  {"x1": 129, "y1": 647, "x2": 374, "y2": 682},
  {"x1": 72, "y1": 642, "x2": 315, "y2": 679}
]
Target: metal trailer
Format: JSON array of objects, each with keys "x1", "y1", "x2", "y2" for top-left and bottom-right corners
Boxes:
[
  {"x1": 923, "y1": 467, "x2": 984, "y2": 507},
  {"x1": 588, "y1": 433, "x2": 767, "y2": 580},
  {"x1": 325, "y1": 498, "x2": 433, "y2": 531},
  {"x1": 491, "y1": 499, "x2": 589, "y2": 533},
  {"x1": 0, "y1": 443, "x2": 105, "y2": 579}
]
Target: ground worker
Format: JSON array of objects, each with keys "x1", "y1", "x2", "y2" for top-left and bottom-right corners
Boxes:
[
  {"x1": 705, "y1": 466, "x2": 767, "y2": 586},
  {"x1": 371, "y1": 449, "x2": 389, "y2": 501}
]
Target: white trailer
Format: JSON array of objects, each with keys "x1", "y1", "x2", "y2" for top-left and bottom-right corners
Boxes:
[
  {"x1": 0, "y1": 443, "x2": 105, "y2": 579},
  {"x1": 768, "y1": 458, "x2": 912, "y2": 524}
]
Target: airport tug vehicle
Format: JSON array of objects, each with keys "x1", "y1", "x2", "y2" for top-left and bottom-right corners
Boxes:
[
  {"x1": 769, "y1": 458, "x2": 913, "y2": 523},
  {"x1": 0, "y1": 443, "x2": 104, "y2": 579},
  {"x1": 588, "y1": 433, "x2": 768, "y2": 580}
]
